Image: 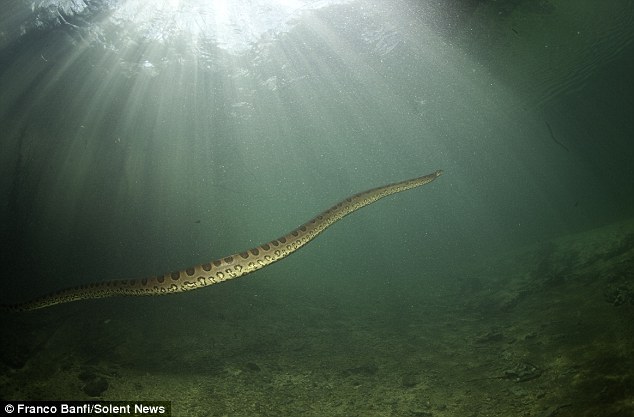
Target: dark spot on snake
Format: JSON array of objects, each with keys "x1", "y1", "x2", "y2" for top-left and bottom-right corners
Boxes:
[
  {"x1": 279, "y1": 237, "x2": 287, "y2": 244},
  {"x1": 157, "y1": 275, "x2": 164, "y2": 283},
  {"x1": 250, "y1": 248, "x2": 260, "y2": 256},
  {"x1": 186, "y1": 267, "x2": 195, "y2": 276},
  {"x1": 239, "y1": 251, "x2": 249, "y2": 259},
  {"x1": 261, "y1": 243, "x2": 270, "y2": 251},
  {"x1": 271, "y1": 240, "x2": 279, "y2": 247},
  {"x1": 291, "y1": 231, "x2": 299, "y2": 237},
  {"x1": 213, "y1": 260, "x2": 222, "y2": 267},
  {"x1": 141, "y1": 278, "x2": 147, "y2": 285},
  {"x1": 129, "y1": 279, "x2": 136, "y2": 285},
  {"x1": 224, "y1": 256, "x2": 234, "y2": 263},
  {"x1": 202, "y1": 263, "x2": 212, "y2": 271},
  {"x1": 300, "y1": 226, "x2": 306, "y2": 232},
  {"x1": 171, "y1": 271, "x2": 180, "y2": 280}
]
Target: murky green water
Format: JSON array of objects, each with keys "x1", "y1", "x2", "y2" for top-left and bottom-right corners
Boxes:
[{"x1": 1, "y1": 0, "x2": 633, "y2": 415}]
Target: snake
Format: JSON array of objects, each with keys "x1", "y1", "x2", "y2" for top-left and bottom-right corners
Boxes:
[{"x1": 2, "y1": 170, "x2": 442, "y2": 312}]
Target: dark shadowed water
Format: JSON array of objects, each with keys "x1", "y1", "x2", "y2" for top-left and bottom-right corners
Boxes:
[{"x1": 1, "y1": 0, "x2": 633, "y2": 416}]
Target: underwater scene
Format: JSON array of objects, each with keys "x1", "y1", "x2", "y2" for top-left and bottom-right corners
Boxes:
[{"x1": 1, "y1": 0, "x2": 633, "y2": 416}]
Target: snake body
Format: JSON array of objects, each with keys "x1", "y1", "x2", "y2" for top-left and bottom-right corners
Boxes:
[{"x1": 3, "y1": 170, "x2": 442, "y2": 312}]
